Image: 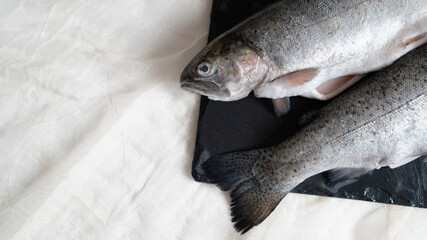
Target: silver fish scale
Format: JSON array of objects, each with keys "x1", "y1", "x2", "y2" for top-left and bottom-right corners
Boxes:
[
  {"x1": 230, "y1": 0, "x2": 423, "y2": 72},
  {"x1": 255, "y1": 45, "x2": 427, "y2": 192}
]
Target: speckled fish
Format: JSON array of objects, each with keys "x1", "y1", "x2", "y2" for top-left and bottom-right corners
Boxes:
[
  {"x1": 180, "y1": 0, "x2": 427, "y2": 115},
  {"x1": 203, "y1": 45, "x2": 427, "y2": 233}
]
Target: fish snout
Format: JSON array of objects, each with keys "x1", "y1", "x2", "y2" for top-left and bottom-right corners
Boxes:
[
  {"x1": 180, "y1": 76, "x2": 232, "y2": 101},
  {"x1": 179, "y1": 76, "x2": 190, "y2": 85},
  {"x1": 181, "y1": 74, "x2": 223, "y2": 88}
]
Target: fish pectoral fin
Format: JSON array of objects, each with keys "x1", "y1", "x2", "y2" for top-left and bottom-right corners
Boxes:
[
  {"x1": 314, "y1": 74, "x2": 365, "y2": 100},
  {"x1": 271, "y1": 68, "x2": 319, "y2": 88},
  {"x1": 203, "y1": 150, "x2": 285, "y2": 234},
  {"x1": 272, "y1": 97, "x2": 290, "y2": 117},
  {"x1": 324, "y1": 167, "x2": 372, "y2": 186},
  {"x1": 253, "y1": 68, "x2": 318, "y2": 98}
]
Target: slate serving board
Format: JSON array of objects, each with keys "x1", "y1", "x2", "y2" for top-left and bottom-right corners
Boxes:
[{"x1": 191, "y1": 0, "x2": 427, "y2": 207}]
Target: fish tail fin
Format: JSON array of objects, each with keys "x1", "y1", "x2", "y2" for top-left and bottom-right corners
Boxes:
[{"x1": 203, "y1": 149, "x2": 285, "y2": 233}]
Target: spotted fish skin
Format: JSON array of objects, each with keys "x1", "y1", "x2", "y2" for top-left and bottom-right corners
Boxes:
[
  {"x1": 203, "y1": 44, "x2": 427, "y2": 233},
  {"x1": 181, "y1": 0, "x2": 427, "y2": 114}
]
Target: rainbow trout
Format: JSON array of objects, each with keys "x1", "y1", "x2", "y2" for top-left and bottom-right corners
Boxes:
[
  {"x1": 203, "y1": 45, "x2": 427, "y2": 233},
  {"x1": 181, "y1": 0, "x2": 426, "y2": 115}
]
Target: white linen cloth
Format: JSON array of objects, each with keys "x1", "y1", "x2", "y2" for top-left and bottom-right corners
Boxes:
[{"x1": 0, "y1": 0, "x2": 426, "y2": 239}]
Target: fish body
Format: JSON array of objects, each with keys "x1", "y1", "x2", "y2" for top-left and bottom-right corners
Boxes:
[
  {"x1": 181, "y1": 0, "x2": 427, "y2": 113},
  {"x1": 203, "y1": 45, "x2": 427, "y2": 233}
]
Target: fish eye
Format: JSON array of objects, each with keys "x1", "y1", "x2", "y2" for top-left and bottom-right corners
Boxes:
[{"x1": 197, "y1": 62, "x2": 213, "y2": 77}]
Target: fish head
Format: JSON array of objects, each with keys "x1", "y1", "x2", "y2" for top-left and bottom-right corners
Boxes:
[{"x1": 180, "y1": 35, "x2": 268, "y2": 101}]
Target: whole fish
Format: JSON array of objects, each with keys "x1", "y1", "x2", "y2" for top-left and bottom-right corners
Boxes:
[
  {"x1": 203, "y1": 45, "x2": 427, "y2": 233},
  {"x1": 181, "y1": 0, "x2": 427, "y2": 115}
]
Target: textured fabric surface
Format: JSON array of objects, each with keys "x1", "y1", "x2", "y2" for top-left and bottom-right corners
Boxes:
[{"x1": 0, "y1": 0, "x2": 426, "y2": 239}]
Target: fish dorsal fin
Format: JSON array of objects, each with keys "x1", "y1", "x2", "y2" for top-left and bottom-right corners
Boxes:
[
  {"x1": 298, "y1": 109, "x2": 320, "y2": 127},
  {"x1": 270, "y1": 68, "x2": 319, "y2": 88},
  {"x1": 324, "y1": 167, "x2": 372, "y2": 186}
]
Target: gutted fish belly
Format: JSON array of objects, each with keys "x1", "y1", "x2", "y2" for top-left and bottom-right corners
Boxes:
[
  {"x1": 203, "y1": 44, "x2": 427, "y2": 233},
  {"x1": 180, "y1": 0, "x2": 427, "y2": 115}
]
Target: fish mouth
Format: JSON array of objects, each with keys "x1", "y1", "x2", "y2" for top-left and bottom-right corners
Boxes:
[{"x1": 180, "y1": 80, "x2": 230, "y2": 99}]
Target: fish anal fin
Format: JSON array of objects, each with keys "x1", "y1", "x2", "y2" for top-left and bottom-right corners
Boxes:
[
  {"x1": 203, "y1": 150, "x2": 286, "y2": 233},
  {"x1": 388, "y1": 155, "x2": 420, "y2": 168},
  {"x1": 272, "y1": 97, "x2": 290, "y2": 117},
  {"x1": 271, "y1": 68, "x2": 319, "y2": 88},
  {"x1": 315, "y1": 74, "x2": 365, "y2": 100},
  {"x1": 325, "y1": 167, "x2": 371, "y2": 186}
]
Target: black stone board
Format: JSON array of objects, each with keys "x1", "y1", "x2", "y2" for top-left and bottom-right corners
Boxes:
[{"x1": 191, "y1": 0, "x2": 427, "y2": 208}]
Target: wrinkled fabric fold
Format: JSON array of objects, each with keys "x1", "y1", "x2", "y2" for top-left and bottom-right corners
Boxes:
[{"x1": 0, "y1": 0, "x2": 426, "y2": 239}]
